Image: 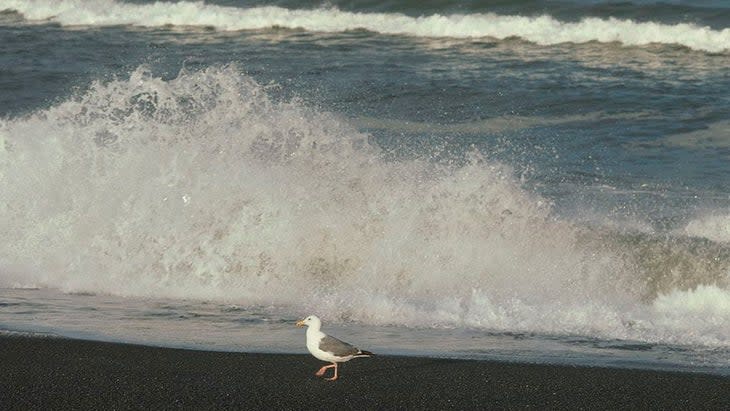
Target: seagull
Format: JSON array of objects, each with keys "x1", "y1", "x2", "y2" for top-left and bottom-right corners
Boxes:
[{"x1": 296, "y1": 315, "x2": 374, "y2": 381}]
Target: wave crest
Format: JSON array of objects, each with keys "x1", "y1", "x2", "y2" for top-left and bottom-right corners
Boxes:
[
  {"x1": 1, "y1": 65, "x2": 728, "y2": 348},
  {"x1": 4, "y1": 0, "x2": 729, "y2": 52}
]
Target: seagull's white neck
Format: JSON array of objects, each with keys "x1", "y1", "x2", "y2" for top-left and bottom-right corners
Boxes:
[
  {"x1": 305, "y1": 321, "x2": 326, "y2": 358},
  {"x1": 306, "y1": 326, "x2": 323, "y2": 338},
  {"x1": 306, "y1": 320, "x2": 322, "y2": 334},
  {"x1": 305, "y1": 318, "x2": 324, "y2": 341}
]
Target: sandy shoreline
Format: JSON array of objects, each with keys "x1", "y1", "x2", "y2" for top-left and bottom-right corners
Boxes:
[{"x1": 0, "y1": 335, "x2": 728, "y2": 409}]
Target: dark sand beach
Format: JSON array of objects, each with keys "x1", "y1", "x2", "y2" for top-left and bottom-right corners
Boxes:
[{"x1": 0, "y1": 336, "x2": 727, "y2": 410}]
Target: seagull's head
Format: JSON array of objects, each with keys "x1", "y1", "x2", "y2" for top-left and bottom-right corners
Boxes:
[{"x1": 296, "y1": 315, "x2": 321, "y2": 328}]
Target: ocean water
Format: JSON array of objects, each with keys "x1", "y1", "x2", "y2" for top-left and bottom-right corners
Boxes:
[{"x1": 1, "y1": 0, "x2": 729, "y2": 375}]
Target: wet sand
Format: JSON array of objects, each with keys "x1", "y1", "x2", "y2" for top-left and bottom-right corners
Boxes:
[{"x1": 0, "y1": 335, "x2": 727, "y2": 409}]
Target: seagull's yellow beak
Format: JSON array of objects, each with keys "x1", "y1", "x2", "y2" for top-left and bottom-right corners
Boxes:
[{"x1": 296, "y1": 319, "x2": 306, "y2": 327}]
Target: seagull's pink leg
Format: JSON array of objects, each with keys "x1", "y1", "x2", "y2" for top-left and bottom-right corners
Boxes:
[
  {"x1": 315, "y1": 363, "x2": 336, "y2": 377},
  {"x1": 325, "y1": 363, "x2": 339, "y2": 381}
]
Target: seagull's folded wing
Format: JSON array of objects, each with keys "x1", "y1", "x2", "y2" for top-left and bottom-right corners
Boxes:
[{"x1": 319, "y1": 335, "x2": 360, "y2": 357}]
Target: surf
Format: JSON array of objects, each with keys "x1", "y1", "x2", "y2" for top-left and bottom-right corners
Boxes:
[
  {"x1": 0, "y1": 65, "x2": 728, "y2": 350},
  {"x1": 3, "y1": 1, "x2": 729, "y2": 53}
]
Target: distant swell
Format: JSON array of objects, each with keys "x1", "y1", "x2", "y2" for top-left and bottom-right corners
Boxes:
[{"x1": 3, "y1": 0, "x2": 729, "y2": 52}]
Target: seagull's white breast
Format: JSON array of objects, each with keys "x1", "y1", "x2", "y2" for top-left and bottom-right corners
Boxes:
[{"x1": 306, "y1": 328, "x2": 339, "y2": 362}]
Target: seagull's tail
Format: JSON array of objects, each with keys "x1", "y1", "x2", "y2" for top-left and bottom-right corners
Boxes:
[{"x1": 356, "y1": 350, "x2": 375, "y2": 357}]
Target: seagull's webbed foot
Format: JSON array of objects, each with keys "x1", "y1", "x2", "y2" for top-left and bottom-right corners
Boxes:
[
  {"x1": 316, "y1": 363, "x2": 335, "y2": 377},
  {"x1": 324, "y1": 363, "x2": 339, "y2": 381}
]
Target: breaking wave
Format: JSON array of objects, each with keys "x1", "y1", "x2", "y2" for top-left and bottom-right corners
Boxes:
[
  {"x1": 682, "y1": 213, "x2": 730, "y2": 243},
  {"x1": 2, "y1": 0, "x2": 729, "y2": 52},
  {"x1": 0, "y1": 65, "x2": 728, "y2": 348}
]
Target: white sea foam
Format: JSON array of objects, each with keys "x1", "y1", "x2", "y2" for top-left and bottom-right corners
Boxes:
[
  {"x1": 650, "y1": 285, "x2": 730, "y2": 346},
  {"x1": 654, "y1": 284, "x2": 730, "y2": 317},
  {"x1": 0, "y1": 65, "x2": 728, "y2": 349},
  {"x1": 3, "y1": 0, "x2": 729, "y2": 52},
  {"x1": 682, "y1": 213, "x2": 730, "y2": 243}
]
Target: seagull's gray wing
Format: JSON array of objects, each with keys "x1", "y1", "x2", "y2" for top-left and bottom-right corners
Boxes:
[{"x1": 318, "y1": 335, "x2": 360, "y2": 357}]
